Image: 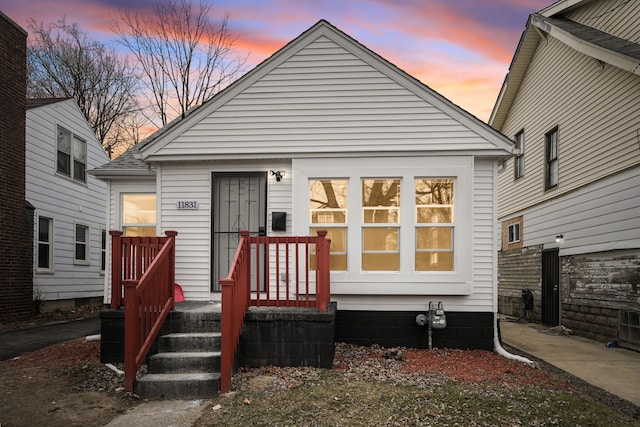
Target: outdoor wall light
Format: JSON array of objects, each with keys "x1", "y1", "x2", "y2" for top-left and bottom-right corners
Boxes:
[
  {"x1": 271, "y1": 170, "x2": 285, "y2": 182},
  {"x1": 555, "y1": 234, "x2": 564, "y2": 242}
]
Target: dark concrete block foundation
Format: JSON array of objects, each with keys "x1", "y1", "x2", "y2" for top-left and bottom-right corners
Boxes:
[
  {"x1": 335, "y1": 310, "x2": 494, "y2": 350},
  {"x1": 240, "y1": 302, "x2": 337, "y2": 368}
]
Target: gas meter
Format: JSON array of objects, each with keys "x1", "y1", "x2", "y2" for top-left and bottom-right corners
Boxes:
[{"x1": 429, "y1": 301, "x2": 447, "y2": 329}]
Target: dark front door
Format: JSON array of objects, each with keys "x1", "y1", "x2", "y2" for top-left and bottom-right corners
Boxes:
[
  {"x1": 542, "y1": 248, "x2": 560, "y2": 326},
  {"x1": 212, "y1": 173, "x2": 267, "y2": 292}
]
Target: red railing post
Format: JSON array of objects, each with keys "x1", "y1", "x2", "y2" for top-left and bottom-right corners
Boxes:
[
  {"x1": 113, "y1": 230, "x2": 178, "y2": 393},
  {"x1": 219, "y1": 231, "x2": 333, "y2": 392},
  {"x1": 219, "y1": 231, "x2": 252, "y2": 394},
  {"x1": 123, "y1": 279, "x2": 139, "y2": 392},
  {"x1": 315, "y1": 230, "x2": 329, "y2": 313},
  {"x1": 164, "y1": 230, "x2": 178, "y2": 310},
  {"x1": 220, "y1": 277, "x2": 234, "y2": 393},
  {"x1": 109, "y1": 230, "x2": 124, "y2": 309}
]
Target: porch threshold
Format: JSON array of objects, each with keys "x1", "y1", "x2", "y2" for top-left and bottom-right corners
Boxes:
[{"x1": 175, "y1": 301, "x2": 221, "y2": 313}]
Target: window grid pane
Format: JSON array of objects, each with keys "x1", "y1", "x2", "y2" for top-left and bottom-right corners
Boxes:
[
  {"x1": 310, "y1": 227, "x2": 347, "y2": 271},
  {"x1": 545, "y1": 129, "x2": 559, "y2": 189},
  {"x1": 73, "y1": 137, "x2": 87, "y2": 182},
  {"x1": 57, "y1": 127, "x2": 71, "y2": 177},
  {"x1": 514, "y1": 130, "x2": 524, "y2": 179},
  {"x1": 101, "y1": 229, "x2": 106, "y2": 272},
  {"x1": 122, "y1": 194, "x2": 157, "y2": 236},
  {"x1": 309, "y1": 180, "x2": 348, "y2": 271},
  {"x1": 361, "y1": 179, "x2": 400, "y2": 272},
  {"x1": 75, "y1": 224, "x2": 88, "y2": 262},
  {"x1": 37, "y1": 217, "x2": 52, "y2": 269},
  {"x1": 415, "y1": 179, "x2": 454, "y2": 272},
  {"x1": 508, "y1": 223, "x2": 520, "y2": 243}
]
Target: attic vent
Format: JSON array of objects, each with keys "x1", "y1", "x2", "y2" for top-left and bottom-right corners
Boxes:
[{"x1": 619, "y1": 310, "x2": 640, "y2": 348}]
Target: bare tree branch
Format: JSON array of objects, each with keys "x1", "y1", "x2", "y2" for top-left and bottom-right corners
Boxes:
[
  {"x1": 112, "y1": 0, "x2": 247, "y2": 127},
  {"x1": 27, "y1": 18, "x2": 141, "y2": 156}
]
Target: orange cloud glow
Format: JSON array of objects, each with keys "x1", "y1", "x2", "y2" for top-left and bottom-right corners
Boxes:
[{"x1": 5, "y1": 0, "x2": 551, "y2": 122}]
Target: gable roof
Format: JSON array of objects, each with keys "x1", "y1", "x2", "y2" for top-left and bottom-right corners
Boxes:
[
  {"x1": 27, "y1": 97, "x2": 71, "y2": 110},
  {"x1": 89, "y1": 143, "x2": 155, "y2": 178},
  {"x1": 489, "y1": 1, "x2": 640, "y2": 130},
  {"x1": 129, "y1": 19, "x2": 514, "y2": 162}
]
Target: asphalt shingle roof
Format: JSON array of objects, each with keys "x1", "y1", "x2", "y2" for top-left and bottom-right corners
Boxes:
[{"x1": 546, "y1": 16, "x2": 640, "y2": 61}]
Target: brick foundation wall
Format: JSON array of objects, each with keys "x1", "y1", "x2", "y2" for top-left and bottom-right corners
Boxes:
[
  {"x1": 0, "y1": 14, "x2": 31, "y2": 321},
  {"x1": 498, "y1": 245, "x2": 543, "y2": 321},
  {"x1": 560, "y1": 249, "x2": 639, "y2": 343}
]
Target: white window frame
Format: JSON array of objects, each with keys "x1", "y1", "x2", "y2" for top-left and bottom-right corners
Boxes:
[
  {"x1": 121, "y1": 193, "x2": 157, "y2": 236},
  {"x1": 100, "y1": 229, "x2": 107, "y2": 273},
  {"x1": 508, "y1": 222, "x2": 521, "y2": 244},
  {"x1": 293, "y1": 156, "x2": 472, "y2": 295},
  {"x1": 514, "y1": 130, "x2": 524, "y2": 179},
  {"x1": 36, "y1": 215, "x2": 54, "y2": 273},
  {"x1": 361, "y1": 178, "x2": 401, "y2": 272},
  {"x1": 56, "y1": 125, "x2": 87, "y2": 183},
  {"x1": 74, "y1": 223, "x2": 90, "y2": 264},
  {"x1": 415, "y1": 178, "x2": 455, "y2": 272},
  {"x1": 309, "y1": 179, "x2": 349, "y2": 272},
  {"x1": 545, "y1": 127, "x2": 559, "y2": 190}
]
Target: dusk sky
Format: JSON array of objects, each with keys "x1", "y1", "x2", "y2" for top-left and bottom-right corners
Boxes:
[{"x1": 2, "y1": 0, "x2": 552, "y2": 121}]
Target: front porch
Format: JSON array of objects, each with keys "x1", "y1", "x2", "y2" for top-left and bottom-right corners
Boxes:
[{"x1": 101, "y1": 230, "x2": 334, "y2": 398}]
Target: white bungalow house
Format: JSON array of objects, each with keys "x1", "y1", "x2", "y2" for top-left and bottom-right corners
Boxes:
[
  {"x1": 27, "y1": 98, "x2": 109, "y2": 312},
  {"x1": 490, "y1": 0, "x2": 640, "y2": 348},
  {"x1": 92, "y1": 20, "x2": 516, "y2": 350}
]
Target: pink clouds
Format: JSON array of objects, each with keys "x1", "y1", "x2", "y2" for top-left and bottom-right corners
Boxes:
[{"x1": 2, "y1": 0, "x2": 551, "y2": 121}]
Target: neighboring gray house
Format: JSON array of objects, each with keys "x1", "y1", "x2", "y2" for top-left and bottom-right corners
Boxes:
[
  {"x1": 27, "y1": 98, "x2": 109, "y2": 312},
  {"x1": 490, "y1": 0, "x2": 640, "y2": 348},
  {"x1": 93, "y1": 20, "x2": 517, "y2": 349}
]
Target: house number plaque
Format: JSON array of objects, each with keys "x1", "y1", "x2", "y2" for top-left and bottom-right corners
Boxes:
[{"x1": 176, "y1": 200, "x2": 200, "y2": 209}]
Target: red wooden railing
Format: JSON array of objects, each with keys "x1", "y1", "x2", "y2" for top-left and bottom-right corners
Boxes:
[
  {"x1": 219, "y1": 230, "x2": 331, "y2": 393},
  {"x1": 109, "y1": 231, "x2": 175, "y2": 309},
  {"x1": 109, "y1": 230, "x2": 178, "y2": 392}
]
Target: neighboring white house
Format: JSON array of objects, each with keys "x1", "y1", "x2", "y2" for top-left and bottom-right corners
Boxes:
[
  {"x1": 92, "y1": 20, "x2": 516, "y2": 349},
  {"x1": 490, "y1": 0, "x2": 640, "y2": 347},
  {"x1": 27, "y1": 98, "x2": 109, "y2": 311}
]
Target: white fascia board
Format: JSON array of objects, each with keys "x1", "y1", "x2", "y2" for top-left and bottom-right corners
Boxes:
[{"x1": 143, "y1": 149, "x2": 516, "y2": 163}]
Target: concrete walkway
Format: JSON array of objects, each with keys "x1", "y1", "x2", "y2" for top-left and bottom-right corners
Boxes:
[{"x1": 500, "y1": 318, "x2": 640, "y2": 407}]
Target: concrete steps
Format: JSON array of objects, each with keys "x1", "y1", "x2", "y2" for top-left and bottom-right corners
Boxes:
[
  {"x1": 135, "y1": 373, "x2": 220, "y2": 399},
  {"x1": 134, "y1": 302, "x2": 222, "y2": 400}
]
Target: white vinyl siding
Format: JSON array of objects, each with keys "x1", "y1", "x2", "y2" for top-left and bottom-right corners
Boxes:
[
  {"x1": 157, "y1": 161, "x2": 291, "y2": 301},
  {"x1": 26, "y1": 99, "x2": 109, "y2": 301},
  {"x1": 498, "y1": 35, "x2": 640, "y2": 217},
  {"x1": 506, "y1": 166, "x2": 640, "y2": 257},
  {"x1": 147, "y1": 36, "x2": 501, "y2": 159},
  {"x1": 566, "y1": 0, "x2": 640, "y2": 42}
]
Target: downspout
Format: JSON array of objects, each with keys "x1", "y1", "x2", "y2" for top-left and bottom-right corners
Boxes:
[
  {"x1": 493, "y1": 314, "x2": 535, "y2": 366},
  {"x1": 492, "y1": 154, "x2": 535, "y2": 366}
]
